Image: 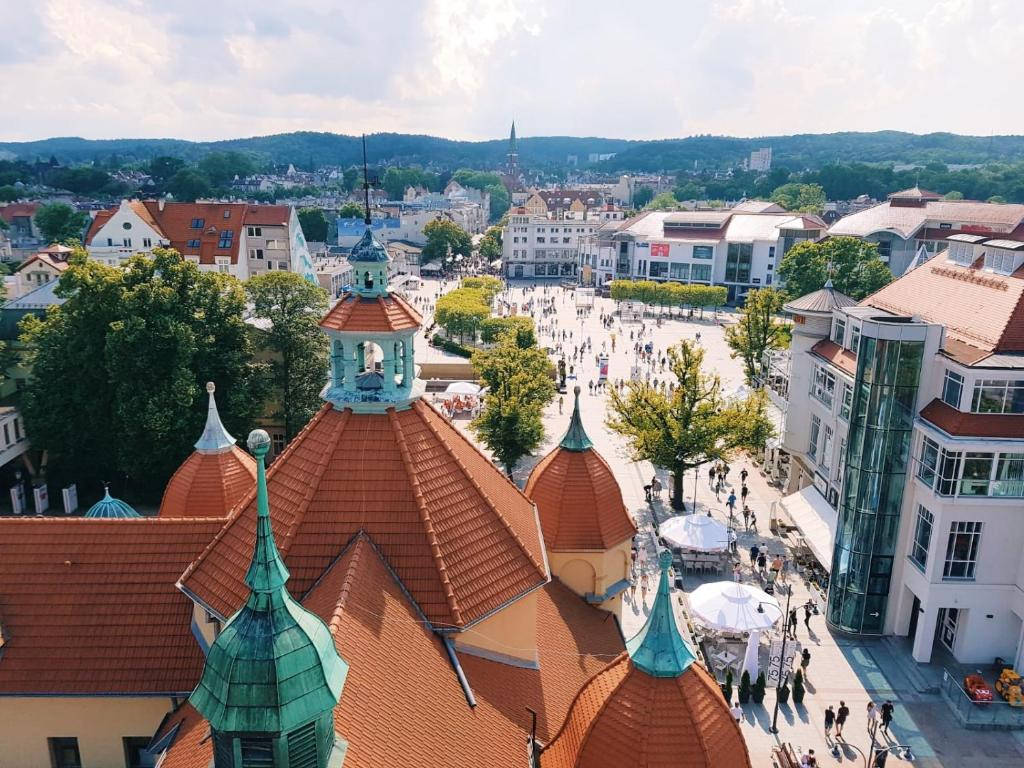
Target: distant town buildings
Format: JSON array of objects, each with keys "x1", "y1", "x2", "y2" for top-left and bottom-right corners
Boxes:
[{"x1": 747, "y1": 147, "x2": 773, "y2": 172}]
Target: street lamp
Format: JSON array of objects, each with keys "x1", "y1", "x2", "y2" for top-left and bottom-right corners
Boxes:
[{"x1": 758, "y1": 586, "x2": 793, "y2": 734}]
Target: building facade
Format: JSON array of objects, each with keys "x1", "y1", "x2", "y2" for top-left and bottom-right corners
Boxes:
[{"x1": 503, "y1": 211, "x2": 600, "y2": 279}]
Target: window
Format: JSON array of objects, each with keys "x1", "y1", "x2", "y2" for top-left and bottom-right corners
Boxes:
[
  {"x1": 959, "y1": 453, "x2": 994, "y2": 496},
  {"x1": 14, "y1": 419, "x2": 21, "y2": 441},
  {"x1": 649, "y1": 262, "x2": 668, "y2": 278},
  {"x1": 942, "y1": 370, "x2": 964, "y2": 408},
  {"x1": 917, "y1": 436, "x2": 939, "y2": 487},
  {"x1": 187, "y1": 239, "x2": 201, "y2": 249},
  {"x1": 839, "y1": 383, "x2": 853, "y2": 421},
  {"x1": 947, "y1": 240, "x2": 974, "y2": 266},
  {"x1": 250, "y1": 248, "x2": 264, "y2": 260},
  {"x1": 142, "y1": 237, "x2": 152, "y2": 248},
  {"x1": 239, "y1": 737, "x2": 275, "y2": 767},
  {"x1": 247, "y1": 226, "x2": 262, "y2": 237},
  {"x1": 849, "y1": 325, "x2": 860, "y2": 355},
  {"x1": 123, "y1": 737, "x2": 156, "y2": 768},
  {"x1": 3, "y1": 423, "x2": 9, "y2": 445},
  {"x1": 692, "y1": 245, "x2": 713, "y2": 260},
  {"x1": 768, "y1": 245, "x2": 775, "y2": 260},
  {"x1": 943, "y1": 521, "x2": 982, "y2": 580},
  {"x1": 691, "y1": 263, "x2": 712, "y2": 282},
  {"x1": 222, "y1": 209, "x2": 231, "y2": 219},
  {"x1": 48, "y1": 737, "x2": 81, "y2": 768},
  {"x1": 819, "y1": 425, "x2": 834, "y2": 475},
  {"x1": 272, "y1": 432, "x2": 286, "y2": 455},
  {"x1": 123, "y1": 238, "x2": 132, "y2": 248},
  {"x1": 971, "y1": 379, "x2": 1024, "y2": 414},
  {"x1": 936, "y1": 447, "x2": 962, "y2": 496},
  {"x1": 876, "y1": 239, "x2": 891, "y2": 262},
  {"x1": 190, "y1": 218, "x2": 205, "y2": 229},
  {"x1": 725, "y1": 242, "x2": 752, "y2": 282},
  {"x1": 810, "y1": 365, "x2": 836, "y2": 408},
  {"x1": 832, "y1": 317, "x2": 846, "y2": 345},
  {"x1": 107, "y1": 238, "x2": 113, "y2": 246},
  {"x1": 993, "y1": 453, "x2": 1024, "y2": 497},
  {"x1": 766, "y1": 275, "x2": 773, "y2": 285},
  {"x1": 910, "y1": 505, "x2": 933, "y2": 570},
  {"x1": 278, "y1": 261, "x2": 289, "y2": 271},
  {"x1": 537, "y1": 237, "x2": 546, "y2": 243},
  {"x1": 216, "y1": 258, "x2": 231, "y2": 274},
  {"x1": 218, "y1": 230, "x2": 234, "y2": 249},
  {"x1": 808, "y1": 414, "x2": 821, "y2": 462},
  {"x1": 983, "y1": 248, "x2": 1015, "y2": 274},
  {"x1": 670, "y1": 262, "x2": 690, "y2": 280},
  {"x1": 122, "y1": 221, "x2": 132, "y2": 230}
]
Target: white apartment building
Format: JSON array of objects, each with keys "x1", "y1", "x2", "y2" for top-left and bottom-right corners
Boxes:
[
  {"x1": 772, "y1": 239, "x2": 1024, "y2": 671},
  {"x1": 578, "y1": 204, "x2": 824, "y2": 299},
  {"x1": 502, "y1": 213, "x2": 602, "y2": 279},
  {"x1": 748, "y1": 147, "x2": 773, "y2": 172}
]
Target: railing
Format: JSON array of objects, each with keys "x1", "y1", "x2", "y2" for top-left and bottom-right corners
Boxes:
[{"x1": 940, "y1": 668, "x2": 1024, "y2": 729}]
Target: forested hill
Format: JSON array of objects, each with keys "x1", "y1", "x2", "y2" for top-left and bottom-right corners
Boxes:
[{"x1": 3, "y1": 130, "x2": 1024, "y2": 171}]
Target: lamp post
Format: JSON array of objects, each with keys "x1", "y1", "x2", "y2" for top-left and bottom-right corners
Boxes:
[{"x1": 759, "y1": 586, "x2": 793, "y2": 734}]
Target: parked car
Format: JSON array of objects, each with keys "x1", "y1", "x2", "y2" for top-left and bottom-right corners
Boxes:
[{"x1": 964, "y1": 674, "x2": 993, "y2": 703}]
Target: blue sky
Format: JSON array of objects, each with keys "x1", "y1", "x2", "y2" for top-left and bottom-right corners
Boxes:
[{"x1": 1, "y1": 0, "x2": 1018, "y2": 142}]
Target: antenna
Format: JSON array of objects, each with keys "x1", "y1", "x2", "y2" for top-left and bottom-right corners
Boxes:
[{"x1": 362, "y1": 133, "x2": 371, "y2": 226}]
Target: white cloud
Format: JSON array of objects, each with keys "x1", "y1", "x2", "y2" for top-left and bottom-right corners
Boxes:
[{"x1": 1, "y1": 0, "x2": 1022, "y2": 142}]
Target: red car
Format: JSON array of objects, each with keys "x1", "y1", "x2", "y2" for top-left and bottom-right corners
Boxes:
[{"x1": 964, "y1": 674, "x2": 993, "y2": 703}]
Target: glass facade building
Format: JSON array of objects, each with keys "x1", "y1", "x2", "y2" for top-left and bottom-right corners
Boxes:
[{"x1": 827, "y1": 331, "x2": 924, "y2": 634}]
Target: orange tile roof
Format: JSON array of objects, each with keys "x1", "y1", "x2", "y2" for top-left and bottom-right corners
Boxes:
[
  {"x1": 159, "y1": 536, "x2": 623, "y2": 768},
  {"x1": 863, "y1": 260, "x2": 1024, "y2": 352},
  {"x1": 319, "y1": 293, "x2": 422, "y2": 334},
  {"x1": 85, "y1": 209, "x2": 113, "y2": 242},
  {"x1": 159, "y1": 445, "x2": 256, "y2": 519},
  {"x1": 0, "y1": 517, "x2": 223, "y2": 695},
  {"x1": 0, "y1": 202, "x2": 40, "y2": 223},
  {"x1": 919, "y1": 398, "x2": 1024, "y2": 439},
  {"x1": 179, "y1": 400, "x2": 548, "y2": 630},
  {"x1": 810, "y1": 339, "x2": 858, "y2": 377},
  {"x1": 540, "y1": 653, "x2": 751, "y2": 768},
  {"x1": 243, "y1": 205, "x2": 291, "y2": 226},
  {"x1": 525, "y1": 446, "x2": 636, "y2": 551}
]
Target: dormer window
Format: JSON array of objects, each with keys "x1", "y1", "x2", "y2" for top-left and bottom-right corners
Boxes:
[
  {"x1": 364, "y1": 271, "x2": 374, "y2": 290},
  {"x1": 191, "y1": 218, "x2": 205, "y2": 229},
  {"x1": 983, "y1": 246, "x2": 1017, "y2": 275},
  {"x1": 831, "y1": 316, "x2": 846, "y2": 346}
]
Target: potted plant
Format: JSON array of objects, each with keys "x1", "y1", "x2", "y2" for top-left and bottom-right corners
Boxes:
[
  {"x1": 777, "y1": 674, "x2": 791, "y2": 705},
  {"x1": 738, "y1": 671, "x2": 751, "y2": 704},
  {"x1": 792, "y1": 669, "x2": 805, "y2": 705},
  {"x1": 752, "y1": 671, "x2": 767, "y2": 704},
  {"x1": 721, "y1": 668, "x2": 733, "y2": 702}
]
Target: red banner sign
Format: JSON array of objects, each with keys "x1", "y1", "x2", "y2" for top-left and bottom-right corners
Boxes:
[{"x1": 650, "y1": 242, "x2": 670, "y2": 258}]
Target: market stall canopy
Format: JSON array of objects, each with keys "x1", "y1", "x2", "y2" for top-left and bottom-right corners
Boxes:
[
  {"x1": 688, "y1": 581, "x2": 782, "y2": 632},
  {"x1": 778, "y1": 485, "x2": 837, "y2": 573},
  {"x1": 661, "y1": 514, "x2": 735, "y2": 553},
  {"x1": 445, "y1": 381, "x2": 481, "y2": 395}
]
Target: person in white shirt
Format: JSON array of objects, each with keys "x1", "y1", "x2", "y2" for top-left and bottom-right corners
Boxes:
[{"x1": 730, "y1": 702, "x2": 743, "y2": 723}]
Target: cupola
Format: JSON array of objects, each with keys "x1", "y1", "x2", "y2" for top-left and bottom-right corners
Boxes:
[
  {"x1": 189, "y1": 429, "x2": 349, "y2": 768},
  {"x1": 84, "y1": 486, "x2": 140, "y2": 518}
]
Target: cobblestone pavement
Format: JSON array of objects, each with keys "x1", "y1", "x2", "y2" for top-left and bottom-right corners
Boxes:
[{"x1": 407, "y1": 278, "x2": 1024, "y2": 767}]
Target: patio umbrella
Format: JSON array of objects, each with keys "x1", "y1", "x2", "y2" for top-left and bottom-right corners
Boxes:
[
  {"x1": 687, "y1": 581, "x2": 782, "y2": 633},
  {"x1": 742, "y1": 629, "x2": 762, "y2": 678},
  {"x1": 445, "y1": 381, "x2": 481, "y2": 395},
  {"x1": 661, "y1": 514, "x2": 735, "y2": 552}
]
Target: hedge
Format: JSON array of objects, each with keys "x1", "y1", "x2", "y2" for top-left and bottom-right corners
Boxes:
[{"x1": 609, "y1": 279, "x2": 727, "y2": 309}]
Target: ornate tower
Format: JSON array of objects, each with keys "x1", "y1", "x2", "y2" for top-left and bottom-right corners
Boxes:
[
  {"x1": 507, "y1": 121, "x2": 519, "y2": 178},
  {"x1": 189, "y1": 429, "x2": 349, "y2": 768}
]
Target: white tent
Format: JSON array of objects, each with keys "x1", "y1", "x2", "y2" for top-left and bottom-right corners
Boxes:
[
  {"x1": 445, "y1": 381, "x2": 481, "y2": 395},
  {"x1": 661, "y1": 514, "x2": 735, "y2": 553},
  {"x1": 688, "y1": 581, "x2": 782, "y2": 633}
]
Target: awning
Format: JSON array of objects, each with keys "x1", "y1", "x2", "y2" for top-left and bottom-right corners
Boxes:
[{"x1": 778, "y1": 486, "x2": 837, "y2": 572}]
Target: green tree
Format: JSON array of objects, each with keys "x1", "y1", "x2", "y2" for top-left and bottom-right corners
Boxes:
[
  {"x1": 770, "y1": 183, "x2": 826, "y2": 213},
  {"x1": 35, "y1": 202, "x2": 89, "y2": 244},
  {"x1": 725, "y1": 288, "x2": 787, "y2": 384},
  {"x1": 486, "y1": 183, "x2": 510, "y2": 221},
  {"x1": 607, "y1": 341, "x2": 775, "y2": 510},
  {"x1": 673, "y1": 180, "x2": 705, "y2": 201},
  {"x1": 471, "y1": 332, "x2": 555, "y2": 475},
  {"x1": 632, "y1": 186, "x2": 655, "y2": 208},
  {"x1": 646, "y1": 191, "x2": 679, "y2": 210},
  {"x1": 943, "y1": 190, "x2": 964, "y2": 200},
  {"x1": 297, "y1": 207, "x2": 328, "y2": 242},
  {"x1": 199, "y1": 151, "x2": 255, "y2": 187},
  {"x1": 777, "y1": 236, "x2": 892, "y2": 301},
  {"x1": 479, "y1": 227, "x2": 502, "y2": 263},
  {"x1": 148, "y1": 156, "x2": 186, "y2": 183},
  {"x1": 338, "y1": 202, "x2": 365, "y2": 218},
  {"x1": 422, "y1": 218, "x2": 472, "y2": 264},
  {"x1": 988, "y1": 195, "x2": 1007, "y2": 204},
  {"x1": 20, "y1": 248, "x2": 266, "y2": 498},
  {"x1": 435, "y1": 288, "x2": 490, "y2": 341},
  {"x1": 246, "y1": 272, "x2": 329, "y2": 442},
  {"x1": 342, "y1": 167, "x2": 359, "y2": 192},
  {"x1": 167, "y1": 168, "x2": 212, "y2": 201},
  {"x1": 0, "y1": 185, "x2": 17, "y2": 202}
]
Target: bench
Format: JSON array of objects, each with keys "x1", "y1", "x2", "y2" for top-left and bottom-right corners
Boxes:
[{"x1": 772, "y1": 743, "x2": 800, "y2": 768}]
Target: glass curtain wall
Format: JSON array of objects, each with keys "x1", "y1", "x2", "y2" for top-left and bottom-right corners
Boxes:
[{"x1": 827, "y1": 335, "x2": 923, "y2": 634}]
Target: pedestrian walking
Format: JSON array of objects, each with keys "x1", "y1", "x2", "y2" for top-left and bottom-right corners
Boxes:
[
  {"x1": 733, "y1": 563, "x2": 742, "y2": 582},
  {"x1": 836, "y1": 701, "x2": 849, "y2": 738},
  {"x1": 824, "y1": 705, "x2": 836, "y2": 740},
  {"x1": 880, "y1": 700, "x2": 894, "y2": 733},
  {"x1": 742, "y1": 504, "x2": 751, "y2": 531},
  {"x1": 757, "y1": 551, "x2": 767, "y2": 575},
  {"x1": 741, "y1": 483, "x2": 749, "y2": 503},
  {"x1": 640, "y1": 571, "x2": 650, "y2": 602},
  {"x1": 778, "y1": 557, "x2": 788, "y2": 585},
  {"x1": 867, "y1": 701, "x2": 878, "y2": 735},
  {"x1": 749, "y1": 509, "x2": 757, "y2": 532},
  {"x1": 771, "y1": 555, "x2": 782, "y2": 579},
  {"x1": 804, "y1": 599, "x2": 814, "y2": 632},
  {"x1": 740, "y1": 467, "x2": 748, "y2": 484},
  {"x1": 727, "y1": 491, "x2": 737, "y2": 515},
  {"x1": 800, "y1": 647, "x2": 811, "y2": 682},
  {"x1": 749, "y1": 544, "x2": 759, "y2": 564},
  {"x1": 788, "y1": 608, "x2": 798, "y2": 639},
  {"x1": 558, "y1": 395, "x2": 564, "y2": 415},
  {"x1": 715, "y1": 477, "x2": 723, "y2": 501},
  {"x1": 730, "y1": 701, "x2": 743, "y2": 724}
]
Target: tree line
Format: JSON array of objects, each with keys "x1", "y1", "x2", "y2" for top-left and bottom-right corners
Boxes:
[{"x1": 609, "y1": 280, "x2": 728, "y2": 310}]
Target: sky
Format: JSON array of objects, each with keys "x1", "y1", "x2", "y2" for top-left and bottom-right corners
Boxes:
[{"x1": 1, "y1": 0, "x2": 1021, "y2": 143}]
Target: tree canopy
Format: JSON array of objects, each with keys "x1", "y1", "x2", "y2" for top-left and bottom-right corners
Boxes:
[
  {"x1": 20, "y1": 248, "x2": 266, "y2": 499},
  {"x1": 769, "y1": 182, "x2": 826, "y2": 213},
  {"x1": 609, "y1": 279, "x2": 727, "y2": 309},
  {"x1": 645, "y1": 191, "x2": 678, "y2": 210},
  {"x1": 478, "y1": 226, "x2": 502, "y2": 264},
  {"x1": 632, "y1": 186, "x2": 654, "y2": 208},
  {"x1": 35, "y1": 202, "x2": 90, "y2": 244},
  {"x1": 607, "y1": 341, "x2": 775, "y2": 510},
  {"x1": 381, "y1": 167, "x2": 440, "y2": 199},
  {"x1": 777, "y1": 236, "x2": 893, "y2": 300},
  {"x1": 421, "y1": 217, "x2": 472, "y2": 264},
  {"x1": 724, "y1": 288, "x2": 788, "y2": 383},
  {"x1": 167, "y1": 168, "x2": 212, "y2": 201},
  {"x1": 297, "y1": 207, "x2": 328, "y2": 242}
]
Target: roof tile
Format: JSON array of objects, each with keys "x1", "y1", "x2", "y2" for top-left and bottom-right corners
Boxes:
[{"x1": 319, "y1": 293, "x2": 422, "y2": 334}]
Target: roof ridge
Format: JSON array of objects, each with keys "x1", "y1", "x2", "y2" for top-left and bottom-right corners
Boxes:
[
  {"x1": 996, "y1": 284, "x2": 1024, "y2": 352},
  {"x1": 415, "y1": 399, "x2": 548, "y2": 580},
  {"x1": 583, "y1": 450, "x2": 634, "y2": 548},
  {"x1": 388, "y1": 406, "x2": 464, "y2": 626},
  {"x1": 327, "y1": 532, "x2": 369, "y2": 636}
]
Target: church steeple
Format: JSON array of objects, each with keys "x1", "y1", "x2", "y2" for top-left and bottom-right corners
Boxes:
[
  {"x1": 559, "y1": 386, "x2": 593, "y2": 452},
  {"x1": 189, "y1": 429, "x2": 349, "y2": 767},
  {"x1": 506, "y1": 121, "x2": 519, "y2": 178},
  {"x1": 625, "y1": 549, "x2": 696, "y2": 677},
  {"x1": 195, "y1": 382, "x2": 237, "y2": 454}
]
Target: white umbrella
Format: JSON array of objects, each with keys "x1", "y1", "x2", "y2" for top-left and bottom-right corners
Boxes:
[
  {"x1": 445, "y1": 381, "x2": 481, "y2": 395},
  {"x1": 742, "y1": 628, "x2": 762, "y2": 678},
  {"x1": 661, "y1": 514, "x2": 735, "y2": 552},
  {"x1": 688, "y1": 581, "x2": 782, "y2": 633}
]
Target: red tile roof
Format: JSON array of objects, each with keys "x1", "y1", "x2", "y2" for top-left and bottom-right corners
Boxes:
[
  {"x1": 0, "y1": 517, "x2": 223, "y2": 695},
  {"x1": 159, "y1": 537, "x2": 624, "y2": 768},
  {"x1": 540, "y1": 653, "x2": 750, "y2": 768},
  {"x1": 863, "y1": 260, "x2": 1024, "y2": 352},
  {"x1": 243, "y1": 205, "x2": 291, "y2": 226},
  {"x1": 84, "y1": 209, "x2": 113, "y2": 242},
  {"x1": 159, "y1": 445, "x2": 256, "y2": 519},
  {"x1": 810, "y1": 339, "x2": 858, "y2": 377},
  {"x1": 16, "y1": 252, "x2": 70, "y2": 275},
  {"x1": 319, "y1": 294, "x2": 422, "y2": 334},
  {"x1": 0, "y1": 202, "x2": 40, "y2": 223},
  {"x1": 179, "y1": 400, "x2": 548, "y2": 630},
  {"x1": 526, "y1": 446, "x2": 636, "y2": 551},
  {"x1": 919, "y1": 398, "x2": 1024, "y2": 439}
]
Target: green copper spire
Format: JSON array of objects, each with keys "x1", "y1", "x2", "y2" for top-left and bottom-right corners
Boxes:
[
  {"x1": 560, "y1": 386, "x2": 593, "y2": 451},
  {"x1": 84, "y1": 486, "x2": 140, "y2": 518},
  {"x1": 190, "y1": 429, "x2": 348, "y2": 738},
  {"x1": 625, "y1": 549, "x2": 696, "y2": 677}
]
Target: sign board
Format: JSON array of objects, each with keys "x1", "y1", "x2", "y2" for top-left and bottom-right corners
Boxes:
[
  {"x1": 598, "y1": 355, "x2": 609, "y2": 382},
  {"x1": 62, "y1": 484, "x2": 79, "y2": 515},
  {"x1": 33, "y1": 484, "x2": 49, "y2": 515},
  {"x1": 766, "y1": 637, "x2": 802, "y2": 687},
  {"x1": 650, "y1": 242, "x2": 670, "y2": 258},
  {"x1": 10, "y1": 484, "x2": 25, "y2": 515}
]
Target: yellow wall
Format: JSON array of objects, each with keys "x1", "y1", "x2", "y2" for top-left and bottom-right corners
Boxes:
[
  {"x1": 0, "y1": 696, "x2": 177, "y2": 768},
  {"x1": 548, "y1": 539, "x2": 632, "y2": 611},
  {"x1": 191, "y1": 599, "x2": 220, "y2": 651},
  {"x1": 454, "y1": 591, "x2": 538, "y2": 666}
]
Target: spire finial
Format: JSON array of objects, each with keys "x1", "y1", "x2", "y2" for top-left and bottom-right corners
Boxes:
[
  {"x1": 244, "y1": 429, "x2": 290, "y2": 594},
  {"x1": 625, "y1": 548, "x2": 696, "y2": 677},
  {"x1": 560, "y1": 385, "x2": 593, "y2": 451},
  {"x1": 194, "y1": 381, "x2": 236, "y2": 453},
  {"x1": 362, "y1": 133, "x2": 371, "y2": 227}
]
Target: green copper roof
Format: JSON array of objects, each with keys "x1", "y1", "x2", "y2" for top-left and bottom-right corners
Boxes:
[
  {"x1": 194, "y1": 381, "x2": 236, "y2": 454},
  {"x1": 84, "y1": 487, "x2": 140, "y2": 518},
  {"x1": 559, "y1": 386, "x2": 593, "y2": 451},
  {"x1": 625, "y1": 549, "x2": 696, "y2": 678},
  {"x1": 189, "y1": 429, "x2": 348, "y2": 735},
  {"x1": 349, "y1": 228, "x2": 389, "y2": 263}
]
